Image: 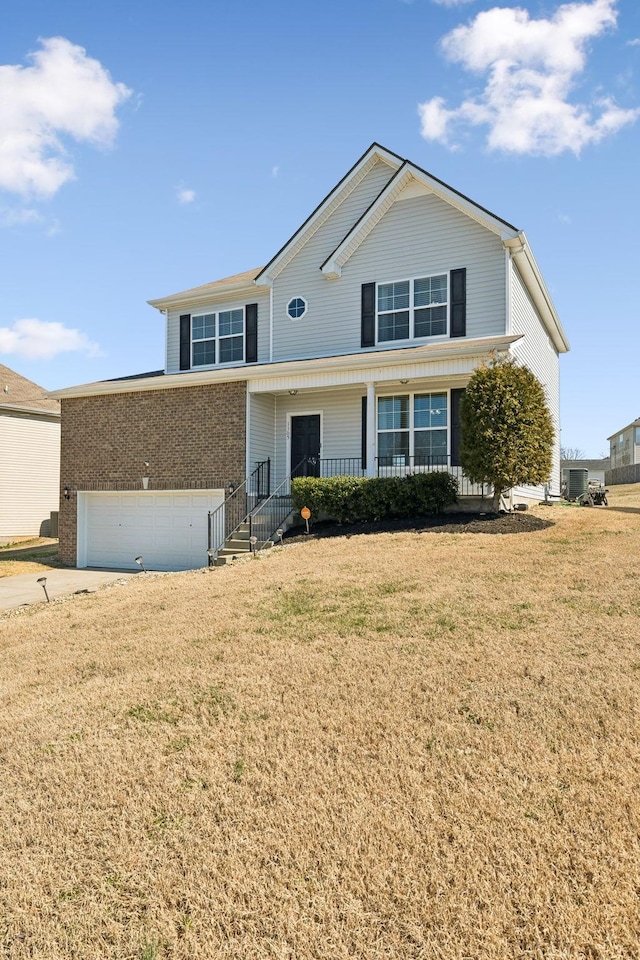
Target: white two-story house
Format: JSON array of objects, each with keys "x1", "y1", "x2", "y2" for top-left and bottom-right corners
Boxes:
[{"x1": 53, "y1": 143, "x2": 569, "y2": 571}]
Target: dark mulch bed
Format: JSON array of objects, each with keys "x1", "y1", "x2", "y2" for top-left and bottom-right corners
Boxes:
[{"x1": 283, "y1": 511, "x2": 553, "y2": 544}]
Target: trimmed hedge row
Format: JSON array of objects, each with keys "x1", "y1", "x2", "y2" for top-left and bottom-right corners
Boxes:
[{"x1": 291, "y1": 472, "x2": 458, "y2": 524}]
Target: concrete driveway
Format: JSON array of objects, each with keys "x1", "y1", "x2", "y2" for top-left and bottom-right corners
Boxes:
[{"x1": 0, "y1": 568, "x2": 142, "y2": 612}]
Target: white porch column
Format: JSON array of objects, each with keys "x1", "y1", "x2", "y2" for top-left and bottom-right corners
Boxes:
[{"x1": 366, "y1": 381, "x2": 376, "y2": 478}]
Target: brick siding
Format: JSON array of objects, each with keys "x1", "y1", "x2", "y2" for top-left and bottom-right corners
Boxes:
[{"x1": 59, "y1": 381, "x2": 246, "y2": 565}]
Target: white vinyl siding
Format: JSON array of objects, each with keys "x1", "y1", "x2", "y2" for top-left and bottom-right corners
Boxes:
[
  {"x1": 249, "y1": 394, "x2": 275, "y2": 474},
  {"x1": 509, "y1": 261, "x2": 561, "y2": 497},
  {"x1": 272, "y1": 188, "x2": 506, "y2": 362},
  {"x1": 165, "y1": 289, "x2": 270, "y2": 374},
  {"x1": 0, "y1": 411, "x2": 60, "y2": 537},
  {"x1": 272, "y1": 388, "x2": 364, "y2": 487}
]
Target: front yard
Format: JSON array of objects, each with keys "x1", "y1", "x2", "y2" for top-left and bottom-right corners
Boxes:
[{"x1": 1, "y1": 489, "x2": 639, "y2": 958}]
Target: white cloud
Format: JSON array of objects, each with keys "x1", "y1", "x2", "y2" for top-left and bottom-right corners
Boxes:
[
  {"x1": 628, "y1": 38, "x2": 640, "y2": 47},
  {"x1": 0, "y1": 36, "x2": 131, "y2": 197},
  {"x1": 271, "y1": 165, "x2": 280, "y2": 178},
  {"x1": 0, "y1": 207, "x2": 43, "y2": 227},
  {"x1": 418, "y1": 0, "x2": 639, "y2": 155},
  {"x1": 176, "y1": 187, "x2": 196, "y2": 204},
  {"x1": 432, "y1": 1, "x2": 476, "y2": 6},
  {"x1": 0, "y1": 318, "x2": 102, "y2": 360}
]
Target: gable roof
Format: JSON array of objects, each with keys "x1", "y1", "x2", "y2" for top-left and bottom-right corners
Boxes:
[
  {"x1": 259, "y1": 142, "x2": 520, "y2": 286},
  {"x1": 255, "y1": 143, "x2": 402, "y2": 284},
  {"x1": 146, "y1": 142, "x2": 568, "y2": 353},
  {"x1": 0, "y1": 363, "x2": 60, "y2": 416}
]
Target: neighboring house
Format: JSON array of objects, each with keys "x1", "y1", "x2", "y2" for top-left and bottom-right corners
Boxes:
[
  {"x1": 606, "y1": 418, "x2": 640, "y2": 485},
  {"x1": 0, "y1": 364, "x2": 60, "y2": 538},
  {"x1": 52, "y1": 143, "x2": 569, "y2": 571},
  {"x1": 561, "y1": 458, "x2": 609, "y2": 487}
]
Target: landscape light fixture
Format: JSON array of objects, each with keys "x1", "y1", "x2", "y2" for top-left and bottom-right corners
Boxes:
[
  {"x1": 37, "y1": 577, "x2": 50, "y2": 602},
  {"x1": 62, "y1": 486, "x2": 71, "y2": 500},
  {"x1": 276, "y1": 528, "x2": 284, "y2": 544},
  {"x1": 249, "y1": 535, "x2": 258, "y2": 553},
  {"x1": 134, "y1": 556, "x2": 146, "y2": 573},
  {"x1": 207, "y1": 548, "x2": 216, "y2": 567}
]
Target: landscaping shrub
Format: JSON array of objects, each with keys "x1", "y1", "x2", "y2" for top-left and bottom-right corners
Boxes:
[{"x1": 291, "y1": 472, "x2": 457, "y2": 523}]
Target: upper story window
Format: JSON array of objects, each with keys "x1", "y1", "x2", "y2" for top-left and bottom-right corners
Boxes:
[
  {"x1": 377, "y1": 274, "x2": 447, "y2": 344},
  {"x1": 635, "y1": 427, "x2": 640, "y2": 445},
  {"x1": 287, "y1": 297, "x2": 307, "y2": 320},
  {"x1": 192, "y1": 308, "x2": 244, "y2": 366}
]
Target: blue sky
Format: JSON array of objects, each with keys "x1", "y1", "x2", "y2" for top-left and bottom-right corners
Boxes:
[{"x1": 1, "y1": 0, "x2": 639, "y2": 457}]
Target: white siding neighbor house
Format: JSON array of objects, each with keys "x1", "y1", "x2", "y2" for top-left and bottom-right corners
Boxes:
[
  {"x1": 53, "y1": 144, "x2": 570, "y2": 571},
  {"x1": 0, "y1": 364, "x2": 60, "y2": 538}
]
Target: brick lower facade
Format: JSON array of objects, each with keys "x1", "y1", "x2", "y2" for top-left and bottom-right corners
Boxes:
[{"x1": 59, "y1": 381, "x2": 246, "y2": 565}]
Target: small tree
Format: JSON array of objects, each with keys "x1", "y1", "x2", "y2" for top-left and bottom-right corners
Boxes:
[{"x1": 460, "y1": 355, "x2": 554, "y2": 512}]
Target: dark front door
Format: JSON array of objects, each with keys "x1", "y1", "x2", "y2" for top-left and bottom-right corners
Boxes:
[{"x1": 291, "y1": 415, "x2": 321, "y2": 477}]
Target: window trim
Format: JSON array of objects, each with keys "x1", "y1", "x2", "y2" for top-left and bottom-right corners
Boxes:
[
  {"x1": 191, "y1": 307, "x2": 245, "y2": 368},
  {"x1": 376, "y1": 272, "x2": 449, "y2": 346},
  {"x1": 286, "y1": 296, "x2": 308, "y2": 320},
  {"x1": 376, "y1": 390, "x2": 449, "y2": 467}
]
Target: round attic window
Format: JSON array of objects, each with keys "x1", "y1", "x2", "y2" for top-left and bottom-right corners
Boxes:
[{"x1": 287, "y1": 297, "x2": 307, "y2": 320}]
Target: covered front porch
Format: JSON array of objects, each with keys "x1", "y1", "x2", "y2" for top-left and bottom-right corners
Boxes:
[{"x1": 247, "y1": 380, "x2": 490, "y2": 499}]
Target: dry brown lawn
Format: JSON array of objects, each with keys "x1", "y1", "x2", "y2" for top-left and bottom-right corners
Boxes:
[{"x1": 1, "y1": 487, "x2": 640, "y2": 959}]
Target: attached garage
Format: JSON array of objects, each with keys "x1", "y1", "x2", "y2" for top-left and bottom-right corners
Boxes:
[{"x1": 77, "y1": 490, "x2": 224, "y2": 571}]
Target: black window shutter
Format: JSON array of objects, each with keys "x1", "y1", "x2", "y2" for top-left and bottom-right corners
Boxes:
[
  {"x1": 450, "y1": 388, "x2": 465, "y2": 466},
  {"x1": 450, "y1": 268, "x2": 466, "y2": 338},
  {"x1": 361, "y1": 395, "x2": 367, "y2": 469},
  {"x1": 361, "y1": 282, "x2": 376, "y2": 348},
  {"x1": 179, "y1": 314, "x2": 191, "y2": 370},
  {"x1": 245, "y1": 303, "x2": 258, "y2": 363}
]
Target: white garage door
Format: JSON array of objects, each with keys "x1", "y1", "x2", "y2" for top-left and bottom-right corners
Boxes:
[{"x1": 77, "y1": 490, "x2": 225, "y2": 571}]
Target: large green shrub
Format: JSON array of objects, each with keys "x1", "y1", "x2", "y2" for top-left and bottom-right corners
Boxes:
[
  {"x1": 460, "y1": 355, "x2": 554, "y2": 511},
  {"x1": 291, "y1": 472, "x2": 457, "y2": 524}
]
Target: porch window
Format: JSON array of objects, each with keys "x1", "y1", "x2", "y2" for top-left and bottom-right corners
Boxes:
[
  {"x1": 377, "y1": 392, "x2": 448, "y2": 466},
  {"x1": 192, "y1": 309, "x2": 244, "y2": 366},
  {"x1": 377, "y1": 274, "x2": 447, "y2": 344}
]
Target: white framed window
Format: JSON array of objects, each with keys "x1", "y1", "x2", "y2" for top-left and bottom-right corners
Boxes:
[
  {"x1": 377, "y1": 274, "x2": 448, "y2": 344},
  {"x1": 377, "y1": 392, "x2": 448, "y2": 466},
  {"x1": 192, "y1": 309, "x2": 244, "y2": 366},
  {"x1": 287, "y1": 296, "x2": 307, "y2": 320}
]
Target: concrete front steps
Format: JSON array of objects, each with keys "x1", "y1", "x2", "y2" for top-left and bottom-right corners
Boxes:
[{"x1": 214, "y1": 517, "x2": 293, "y2": 566}]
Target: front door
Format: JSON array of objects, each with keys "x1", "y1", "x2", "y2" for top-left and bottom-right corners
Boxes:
[{"x1": 291, "y1": 415, "x2": 321, "y2": 477}]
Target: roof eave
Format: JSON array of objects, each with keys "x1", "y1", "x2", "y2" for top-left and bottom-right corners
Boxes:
[
  {"x1": 505, "y1": 233, "x2": 570, "y2": 353},
  {"x1": 148, "y1": 279, "x2": 269, "y2": 312},
  {"x1": 0, "y1": 402, "x2": 60, "y2": 418},
  {"x1": 49, "y1": 334, "x2": 523, "y2": 400}
]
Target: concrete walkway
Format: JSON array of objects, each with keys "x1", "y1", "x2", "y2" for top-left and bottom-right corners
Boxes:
[{"x1": 0, "y1": 568, "x2": 141, "y2": 612}]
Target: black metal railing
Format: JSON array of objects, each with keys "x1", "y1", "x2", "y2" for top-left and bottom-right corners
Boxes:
[
  {"x1": 248, "y1": 460, "x2": 306, "y2": 551},
  {"x1": 207, "y1": 459, "x2": 270, "y2": 563},
  {"x1": 313, "y1": 457, "x2": 490, "y2": 498}
]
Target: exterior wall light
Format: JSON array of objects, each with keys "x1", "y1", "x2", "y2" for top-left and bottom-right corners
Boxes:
[
  {"x1": 289, "y1": 389, "x2": 298, "y2": 396},
  {"x1": 63, "y1": 486, "x2": 71, "y2": 500}
]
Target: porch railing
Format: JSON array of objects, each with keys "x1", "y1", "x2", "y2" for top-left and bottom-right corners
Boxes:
[
  {"x1": 249, "y1": 459, "x2": 306, "y2": 551},
  {"x1": 303, "y1": 457, "x2": 490, "y2": 498},
  {"x1": 207, "y1": 458, "x2": 270, "y2": 562}
]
